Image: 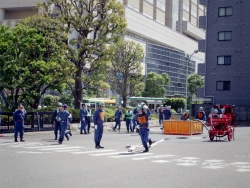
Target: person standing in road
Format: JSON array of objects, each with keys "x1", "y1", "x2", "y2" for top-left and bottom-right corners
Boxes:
[
  {"x1": 113, "y1": 106, "x2": 123, "y2": 132},
  {"x1": 64, "y1": 104, "x2": 72, "y2": 141},
  {"x1": 53, "y1": 102, "x2": 62, "y2": 140},
  {"x1": 163, "y1": 106, "x2": 172, "y2": 120},
  {"x1": 125, "y1": 106, "x2": 133, "y2": 133},
  {"x1": 158, "y1": 105, "x2": 164, "y2": 125},
  {"x1": 57, "y1": 104, "x2": 71, "y2": 144},
  {"x1": 93, "y1": 102, "x2": 105, "y2": 149},
  {"x1": 14, "y1": 104, "x2": 25, "y2": 142},
  {"x1": 196, "y1": 107, "x2": 207, "y2": 122},
  {"x1": 134, "y1": 104, "x2": 153, "y2": 153},
  {"x1": 86, "y1": 104, "x2": 92, "y2": 134},
  {"x1": 80, "y1": 103, "x2": 88, "y2": 134}
]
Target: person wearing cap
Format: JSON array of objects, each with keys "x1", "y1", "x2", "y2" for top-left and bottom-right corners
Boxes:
[
  {"x1": 196, "y1": 107, "x2": 207, "y2": 122},
  {"x1": 80, "y1": 103, "x2": 88, "y2": 134},
  {"x1": 134, "y1": 104, "x2": 153, "y2": 152},
  {"x1": 181, "y1": 110, "x2": 190, "y2": 121},
  {"x1": 132, "y1": 104, "x2": 140, "y2": 133},
  {"x1": 93, "y1": 102, "x2": 105, "y2": 149},
  {"x1": 212, "y1": 109, "x2": 220, "y2": 118},
  {"x1": 113, "y1": 106, "x2": 123, "y2": 132},
  {"x1": 64, "y1": 104, "x2": 72, "y2": 140},
  {"x1": 125, "y1": 106, "x2": 133, "y2": 133},
  {"x1": 163, "y1": 106, "x2": 172, "y2": 120},
  {"x1": 14, "y1": 104, "x2": 25, "y2": 142},
  {"x1": 57, "y1": 104, "x2": 71, "y2": 144},
  {"x1": 158, "y1": 105, "x2": 164, "y2": 125},
  {"x1": 53, "y1": 102, "x2": 62, "y2": 140},
  {"x1": 86, "y1": 104, "x2": 92, "y2": 134}
]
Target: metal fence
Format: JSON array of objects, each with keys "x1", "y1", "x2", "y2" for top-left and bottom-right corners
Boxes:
[{"x1": 0, "y1": 112, "x2": 54, "y2": 133}]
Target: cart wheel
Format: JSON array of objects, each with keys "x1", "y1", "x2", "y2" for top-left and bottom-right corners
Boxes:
[
  {"x1": 209, "y1": 132, "x2": 214, "y2": 141},
  {"x1": 228, "y1": 130, "x2": 233, "y2": 141}
]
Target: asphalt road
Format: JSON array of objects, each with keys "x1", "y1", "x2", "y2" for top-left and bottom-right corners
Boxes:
[{"x1": 0, "y1": 126, "x2": 250, "y2": 188}]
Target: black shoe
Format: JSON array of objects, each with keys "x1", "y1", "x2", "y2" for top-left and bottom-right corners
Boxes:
[
  {"x1": 149, "y1": 140, "x2": 152, "y2": 146},
  {"x1": 84, "y1": 132, "x2": 87, "y2": 134},
  {"x1": 143, "y1": 148, "x2": 149, "y2": 153},
  {"x1": 80, "y1": 131, "x2": 83, "y2": 134},
  {"x1": 69, "y1": 132, "x2": 72, "y2": 136},
  {"x1": 58, "y1": 138, "x2": 63, "y2": 144},
  {"x1": 20, "y1": 140, "x2": 25, "y2": 142},
  {"x1": 98, "y1": 142, "x2": 104, "y2": 149},
  {"x1": 54, "y1": 136, "x2": 57, "y2": 140},
  {"x1": 95, "y1": 146, "x2": 100, "y2": 149},
  {"x1": 65, "y1": 135, "x2": 69, "y2": 141},
  {"x1": 88, "y1": 132, "x2": 91, "y2": 134},
  {"x1": 95, "y1": 142, "x2": 100, "y2": 149},
  {"x1": 14, "y1": 139, "x2": 18, "y2": 142}
]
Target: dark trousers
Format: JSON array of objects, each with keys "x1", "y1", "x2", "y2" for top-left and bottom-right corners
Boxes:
[
  {"x1": 94, "y1": 124, "x2": 104, "y2": 143},
  {"x1": 126, "y1": 119, "x2": 133, "y2": 132},
  {"x1": 159, "y1": 115, "x2": 163, "y2": 125},
  {"x1": 14, "y1": 122, "x2": 24, "y2": 140},
  {"x1": 54, "y1": 121, "x2": 61, "y2": 136},
  {"x1": 86, "y1": 117, "x2": 91, "y2": 133},
  {"x1": 59, "y1": 123, "x2": 67, "y2": 141},
  {"x1": 114, "y1": 119, "x2": 121, "y2": 130},
  {"x1": 139, "y1": 128, "x2": 149, "y2": 148}
]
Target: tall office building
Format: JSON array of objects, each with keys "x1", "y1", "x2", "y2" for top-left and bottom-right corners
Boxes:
[
  {"x1": 0, "y1": 0, "x2": 205, "y2": 97},
  {"x1": 197, "y1": 0, "x2": 250, "y2": 106}
]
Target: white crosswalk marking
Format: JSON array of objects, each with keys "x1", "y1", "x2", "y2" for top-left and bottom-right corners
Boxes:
[
  {"x1": 71, "y1": 150, "x2": 116, "y2": 154},
  {"x1": 38, "y1": 146, "x2": 82, "y2": 151},
  {"x1": 109, "y1": 152, "x2": 153, "y2": 158},
  {"x1": 90, "y1": 151, "x2": 128, "y2": 156},
  {"x1": 132, "y1": 155, "x2": 175, "y2": 160},
  {"x1": 55, "y1": 149, "x2": 80, "y2": 152},
  {"x1": 24, "y1": 145, "x2": 67, "y2": 149}
]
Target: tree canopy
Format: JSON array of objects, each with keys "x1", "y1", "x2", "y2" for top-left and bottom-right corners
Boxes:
[
  {"x1": 188, "y1": 73, "x2": 204, "y2": 96},
  {"x1": 142, "y1": 72, "x2": 170, "y2": 98},
  {"x1": 38, "y1": 0, "x2": 127, "y2": 109},
  {"x1": 107, "y1": 40, "x2": 144, "y2": 108}
]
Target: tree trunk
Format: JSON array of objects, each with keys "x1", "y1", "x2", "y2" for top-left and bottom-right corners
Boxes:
[
  {"x1": 122, "y1": 96, "x2": 127, "y2": 108},
  {"x1": 0, "y1": 90, "x2": 9, "y2": 108},
  {"x1": 74, "y1": 69, "x2": 83, "y2": 109}
]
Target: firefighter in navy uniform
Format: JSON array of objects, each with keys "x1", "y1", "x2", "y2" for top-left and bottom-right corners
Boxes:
[
  {"x1": 86, "y1": 104, "x2": 92, "y2": 134},
  {"x1": 63, "y1": 104, "x2": 72, "y2": 141},
  {"x1": 181, "y1": 110, "x2": 190, "y2": 121},
  {"x1": 57, "y1": 104, "x2": 71, "y2": 144},
  {"x1": 113, "y1": 106, "x2": 123, "y2": 132},
  {"x1": 196, "y1": 107, "x2": 207, "y2": 122},
  {"x1": 93, "y1": 102, "x2": 105, "y2": 149},
  {"x1": 53, "y1": 102, "x2": 62, "y2": 140},
  {"x1": 135, "y1": 104, "x2": 153, "y2": 153},
  {"x1": 158, "y1": 105, "x2": 164, "y2": 125},
  {"x1": 80, "y1": 103, "x2": 88, "y2": 134},
  {"x1": 14, "y1": 104, "x2": 25, "y2": 142}
]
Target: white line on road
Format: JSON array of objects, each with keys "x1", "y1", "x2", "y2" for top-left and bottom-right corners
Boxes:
[
  {"x1": 38, "y1": 146, "x2": 82, "y2": 151},
  {"x1": 109, "y1": 152, "x2": 153, "y2": 158},
  {"x1": 151, "y1": 160, "x2": 171, "y2": 163},
  {"x1": 72, "y1": 150, "x2": 116, "y2": 154},
  {"x1": 55, "y1": 149, "x2": 81, "y2": 152},
  {"x1": 90, "y1": 151, "x2": 128, "y2": 156},
  {"x1": 24, "y1": 145, "x2": 67, "y2": 149},
  {"x1": 132, "y1": 155, "x2": 175, "y2": 160}
]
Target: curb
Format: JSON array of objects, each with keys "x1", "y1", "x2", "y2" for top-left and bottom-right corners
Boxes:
[{"x1": 0, "y1": 134, "x2": 13, "y2": 138}]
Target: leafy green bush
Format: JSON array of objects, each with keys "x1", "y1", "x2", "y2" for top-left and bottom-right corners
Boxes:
[
  {"x1": 163, "y1": 98, "x2": 185, "y2": 111},
  {"x1": 43, "y1": 95, "x2": 60, "y2": 106},
  {"x1": 59, "y1": 95, "x2": 73, "y2": 106}
]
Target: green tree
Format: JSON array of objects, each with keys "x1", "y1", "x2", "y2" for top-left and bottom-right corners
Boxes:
[
  {"x1": 187, "y1": 73, "x2": 204, "y2": 107},
  {"x1": 142, "y1": 72, "x2": 170, "y2": 97},
  {"x1": 38, "y1": 0, "x2": 127, "y2": 109},
  {"x1": 163, "y1": 98, "x2": 185, "y2": 112},
  {"x1": 107, "y1": 40, "x2": 144, "y2": 108}
]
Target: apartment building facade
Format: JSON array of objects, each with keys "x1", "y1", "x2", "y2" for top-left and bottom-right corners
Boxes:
[
  {"x1": 198, "y1": 0, "x2": 250, "y2": 106},
  {"x1": 0, "y1": 0, "x2": 205, "y2": 97}
]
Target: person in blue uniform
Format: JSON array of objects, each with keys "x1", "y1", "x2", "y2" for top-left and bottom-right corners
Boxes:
[
  {"x1": 132, "y1": 105, "x2": 139, "y2": 132},
  {"x1": 113, "y1": 106, "x2": 122, "y2": 132},
  {"x1": 53, "y1": 102, "x2": 62, "y2": 140},
  {"x1": 93, "y1": 102, "x2": 105, "y2": 149},
  {"x1": 181, "y1": 110, "x2": 189, "y2": 121},
  {"x1": 86, "y1": 104, "x2": 92, "y2": 134},
  {"x1": 80, "y1": 103, "x2": 87, "y2": 134},
  {"x1": 196, "y1": 107, "x2": 207, "y2": 122},
  {"x1": 14, "y1": 104, "x2": 25, "y2": 142},
  {"x1": 163, "y1": 106, "x2": 172, "y2": 120},
  {"x1": 212, "y1": 109, "x2": 220, "y2": 118},
  {"x1": 64, "y1": 104, "x2": 72, "y2": 141},
  {"x1": 57, "y1": 104, "x2": 71, "y2": 144},
  {"x1": 135, "y1": 104, "x2": 152, "y2": 152},
  {"x1": 158, "y1": 105, "x2": 164, "y2": 125},
  {"x1": 125, "y1": 106, "x2": 133, "y2": 133}
]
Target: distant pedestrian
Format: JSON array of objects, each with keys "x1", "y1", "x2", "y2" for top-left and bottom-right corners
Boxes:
[
  {"x1": 57, "y1": 104, "x2": 71, "y2": 144},
  {"x1": 125, "y1": 106, "x2": 133, "y2": 133},
  {"x1": 158, "y1": 105, "x2": 164, "y2": 125},
  {"x1": 64, "y1": 104, "x2": 72, "y2": 141},
  {"x1": 14, "y1": 104, "x2": 25, "y2": 142},
  {"x1": 53, "y1": 102, "x2": 62, "y2": 140},
  {"x1": 86, "y1": 104, "x2": 92, "y2": 134},
  {"x1": 80, "y1": 103, "x2": 87, "y2": 134},
  {"x1": 113, "y1": 106, "x2": 123, "y2": 132},
  {"x1": 93, "y1": 102, "x2": 105, "y2": 149}
]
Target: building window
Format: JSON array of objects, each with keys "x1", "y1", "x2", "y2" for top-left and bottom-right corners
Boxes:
[
  {"x1": 191, "y1": 0, "x2": 197, "y2": 5},
  {"x1": 217, "y1": 56, "x2": 231, "y2": 65},
  {"x1": 157, "y1": 1, "x2": 165, "y2": 11},
  {"x1": 145, "y1": 0, "x2": 154, "y2": 4},
  {"x1": 218, "y1": 31, "x2": 232, "y2": 41},
  {"x1": 191, "y1": 10, "x2": 197, "y2": 18},
  {"x1": 183, "y1": 3, "x2": 189, "y2": 12},
  {"x1": 216, "y1": 81, "x2": 231, "y2": 90},
  {"x1": 219, "y1": 7, "x2": 233, "y2": 17}
]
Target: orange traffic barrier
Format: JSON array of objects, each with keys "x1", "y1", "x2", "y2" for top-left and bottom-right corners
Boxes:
[{"x1": 163, "y1": 120, "x2": 203, "y2": 135}]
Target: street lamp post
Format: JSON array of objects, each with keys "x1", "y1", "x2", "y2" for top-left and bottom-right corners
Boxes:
[{"x1": 185, "y1": 50, "x2": 198, "y2": 110}]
